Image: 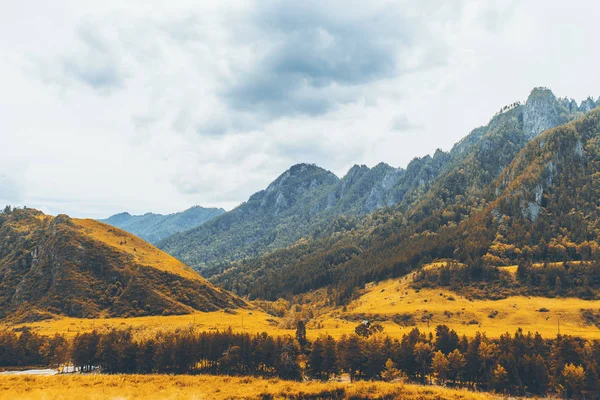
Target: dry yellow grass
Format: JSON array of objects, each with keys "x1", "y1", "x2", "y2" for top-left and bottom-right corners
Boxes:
[
  {"x1": 4, "y1": 310, "x2": 362, "y2": 341},
  {"x1": 3, "y1": 309, "x2": 287, "y2": 338},
  {"x1": 336, "y1": 273, "x2": 600, "y2": 339},
  {"x1": 8, "y1": 275, "x2": 600, "y2": 340},
  {"x1": 498, "y1": 261, "x2": 583, "y2": 277},
  {"x1": 0, "y1": 375, "x2": 497, "y2": 400},
  {"x1": 5, "y1": 255, "x2": 600, "y2": 341},
  {"x1": 74, "y1": 218, "x2": 203, "y2": 281}
]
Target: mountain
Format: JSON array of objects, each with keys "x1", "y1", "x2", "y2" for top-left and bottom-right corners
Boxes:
[
  {"x1": 159, "y1": 88, "x2": 594, "y2": 273},
  {"x1": 100, "y1": 206, "x2": 225, "y2": 244},
  {"x1": 158, "y1": 155, "x2": 454, "y2": 270},
  {"x1": 0, "y1": 208, "x2": 244, "y2": 322},
  {"x1": 158, "y1": 164, "x2": 341, "y2": 268},
  {"x1": 208, "y1": 89, "x2": 600, "y2": 301}
]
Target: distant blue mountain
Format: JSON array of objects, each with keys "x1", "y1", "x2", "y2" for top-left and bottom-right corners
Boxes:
[{"x1": 100, "y1": 206, "x2": 225, "y2": 244}]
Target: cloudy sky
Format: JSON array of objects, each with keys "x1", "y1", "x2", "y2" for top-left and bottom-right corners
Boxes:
[{"x1": 1, "y1": 0, "x2": 599, "y2": 218}]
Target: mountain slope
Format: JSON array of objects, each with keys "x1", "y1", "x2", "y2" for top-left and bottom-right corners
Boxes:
[
  {"x1": 0, "y1": 208, "x2": 244, "y2": 322},
  {"x1": 160, "y1": 88, "x2": 595, "y2": 272},
  {"x1": 158, "y1": 164, "x2": 341, "y2": 268},
  {"x1": 100, "y1": 206, "x2": 225, "y2": 244},
  {"x1": 159, "y1": 156, "x2": 453, "y2": 270},
  {"x1": 210, "y1": 90, "x2": 600, "y2": 302}
]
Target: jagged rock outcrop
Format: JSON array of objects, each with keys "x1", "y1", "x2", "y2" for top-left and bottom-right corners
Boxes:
[
  {"x1": 523, "y1": 87, "x2": 567, "y2": 140},
  {"x1": 251, "y1": 163, "x2": 339, "y2": 214}
]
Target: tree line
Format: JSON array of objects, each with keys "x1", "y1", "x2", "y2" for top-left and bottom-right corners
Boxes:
[
  {"x1": 2, "y1": 324, "x2": 599, "y2": 398},
  {"x1": 413, "y1": 258, "x2": 600, "y2": 300}
]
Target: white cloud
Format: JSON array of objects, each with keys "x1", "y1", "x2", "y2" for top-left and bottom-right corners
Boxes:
[{"x1": 1, "y1": 0, "x2": 599, "y2": 218}]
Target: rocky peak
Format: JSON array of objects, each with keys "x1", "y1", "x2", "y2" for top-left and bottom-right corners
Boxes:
[
  {"x1": 53, "y1": 214, "x2": 73, "y2": 224},
  {"x1": 580, "y1": 97, "x2": 597, "y2": 112},
  {"x1": 558, "y1": 97, "x2": 579, "y2": 113},
  {"x1": 267, "y1": 164, "x2": 337, "y2": 189},
  {"x1": 257, "y1": 163, "x2": 339, "y2": 213},
  {"x1": 523, "y1": 87, "x2": 565, "y2": 140}
]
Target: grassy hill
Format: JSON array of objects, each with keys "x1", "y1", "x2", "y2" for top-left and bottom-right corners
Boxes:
[
  {"x1": 0, "y1": 208, "x2": 244, "y2": 322},
  {"x1": 11, "y1": 260, "x2": 600, "y2": 341},
  {"x1": 330, "y1": 264, "x2": 600, "y2": 340}
]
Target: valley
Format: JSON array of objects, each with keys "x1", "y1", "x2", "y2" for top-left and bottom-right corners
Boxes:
[
  {"x1": 7, "y1": 262, "x2": 600, "y2": 342},
  {"x1": 3, "y1": 89, "x2": 600, "y2": 399},
  {"x1": 5, "y1": 1, "x2": 600, "y2": 397}
]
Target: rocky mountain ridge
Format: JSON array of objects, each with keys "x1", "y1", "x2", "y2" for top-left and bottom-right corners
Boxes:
[
  {"x1": 211, "y1": 107, "x2": 600, "y2": 302},
  {"x1": 158, "y1": 88, "x2": 594, "y2": 271}
]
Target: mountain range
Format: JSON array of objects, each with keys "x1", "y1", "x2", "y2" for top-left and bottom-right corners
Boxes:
[
  {"x1": 157, "y1": 88, "x2": 599, "y2": 274},
  {"x1": 4, "y1": 87, "x2": 599, "y2": 321},
  {"x1": 100, "y1": 206, "x2": 225, "y2": 244},
  {"x1": 209, "y1": 91, "x2": 600, "y2": 302}
]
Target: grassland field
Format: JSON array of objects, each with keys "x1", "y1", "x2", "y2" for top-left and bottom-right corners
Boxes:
[
  {"x1": 75, "y1": 219, "x2": 207, "y2": 282},
  {"x1": 0, "y1": 375, "x2": 498, "y2": 400},
  {"x1": 6, "y1": 264, "x2": 600, "y2": 341}
]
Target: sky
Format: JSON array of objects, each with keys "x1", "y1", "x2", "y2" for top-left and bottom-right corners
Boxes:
[{"x1": 1, "y1": 0, "x2": 599, "y2": 218}]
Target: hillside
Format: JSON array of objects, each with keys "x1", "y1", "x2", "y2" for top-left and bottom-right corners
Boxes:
[
  {"x1": 328, "y1": 266, "x2": 600, "y2": 339},
  {"x1": 100, "y1": 206, "x2": 225, "y2": 244},
  {"x1": 159, "y1": 88, "x2": 595, "y2": 273},
  {"x1": 159, "y1": 156, "x2": 453, "y2": 271},
  {"x1": 0, "y1": 208, "x2": 244, "y2": 322},
  {"x1": 210, "y1": 90, "x2": 600, "y2": 302}
]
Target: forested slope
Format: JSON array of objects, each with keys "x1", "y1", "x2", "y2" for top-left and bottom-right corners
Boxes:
[
  {"x1": 211, "y1": 95, "x2": 600, "y2": 303},
  {"x1": 0, "y1": 208, "x2": 244, "y2": 322}
]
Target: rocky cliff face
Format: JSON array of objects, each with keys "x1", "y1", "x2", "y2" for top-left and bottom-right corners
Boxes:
[
  {"x1": 523, "y1": 87, "x2": 567, "y2": 140},
  {"x1": 250, "y1": 163, "x2": 339, "y2": 215}
]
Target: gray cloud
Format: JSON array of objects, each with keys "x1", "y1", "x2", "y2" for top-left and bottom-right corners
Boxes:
[
  {"x1": 36, "y1": 22, "x2": 127, "y2": 92},
  {"x1": 64, "y1": 23, "x2": 126, "y2": 89},
  {"x1": 15, "y1": 0, "x2": 598, "y2": 219},
  {"x1": 33, "y1": 1, "x2": 459, "y2": 137},
  {"x1": 221, "y1": 1, "x2": 451, "y2": 120}
]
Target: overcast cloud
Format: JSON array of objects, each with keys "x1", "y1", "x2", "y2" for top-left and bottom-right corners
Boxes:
[{"x1": 1, "y1": 0, "x2": 599, "y2": 218}]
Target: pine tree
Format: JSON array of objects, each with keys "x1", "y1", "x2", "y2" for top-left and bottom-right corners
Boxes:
[
  {"x1": 321, "y1": 335, "x2": 338, "y2": 380},
  {"x1": 381, "y1": 358, "x2": 401, "y2": 382},
  {"x1": 295, "y1": 321, "x2": 307, "y2": 350},
  {"x1": 561, "y1": 363, "x2": 585, "y2": 399},
  {"x1": 431, "y1": 350, "x2": 449, "y2": 384},
  {"x1": 414, "y1": 342, "x2": 433, "y2": 384},
  {"x1": 492, "y1": 364, "x2": 509, "y2": 393},
  {"x1": 308, "y1": 338, "x2": 324, "y2": 379},
  {"x1": 447, "y1": 349, "x2": 466, "y2": 385}
]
